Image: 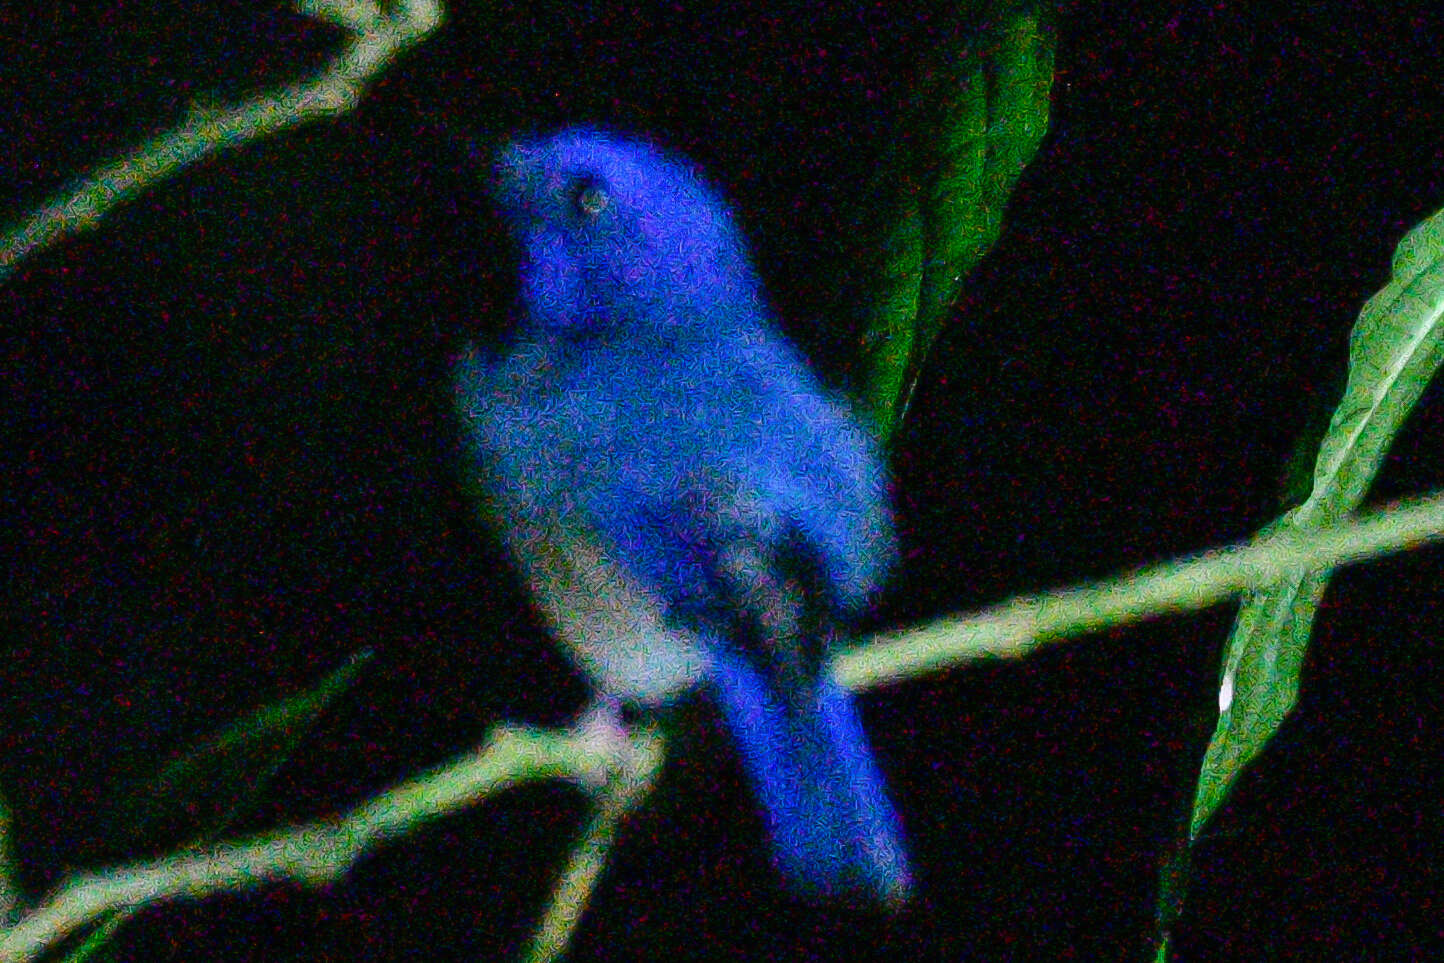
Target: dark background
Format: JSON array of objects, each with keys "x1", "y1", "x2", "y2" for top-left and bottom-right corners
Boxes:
[{"x1": 3, "y1": 1, "x2": 1442, "y2": 959}]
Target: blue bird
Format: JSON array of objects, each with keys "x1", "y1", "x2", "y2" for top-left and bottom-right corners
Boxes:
[{"x1": 454, "y1": 126, "x2": 911, "y2": 902}]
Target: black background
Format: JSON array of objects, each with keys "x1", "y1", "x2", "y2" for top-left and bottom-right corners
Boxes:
[{"x1": 3, "y1": 2, "x2": 1442, "y2": 959}]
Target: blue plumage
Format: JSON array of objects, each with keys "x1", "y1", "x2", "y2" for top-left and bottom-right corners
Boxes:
[{"x1": 455, "y1": 126, "x2": 910, "y2": 901}]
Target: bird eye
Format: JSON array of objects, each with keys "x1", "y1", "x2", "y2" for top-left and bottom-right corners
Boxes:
[{"x1": 570, "y1": 179, "x2": 610, "y2": 219}]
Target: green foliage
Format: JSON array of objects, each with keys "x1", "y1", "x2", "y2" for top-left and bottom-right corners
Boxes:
[
  {"x1": 114, "y1": 650, "x2": 374, "y2": 854},
  {"x1": 1154, "y1": 206, "x2": 1444, "y2": 951},
  {"x1": 1192, "y1": 207, "x2": 1444, "y2": 837},
  {"x1": 856, "y1": 6, "x2": 1055, "y2": 440}
]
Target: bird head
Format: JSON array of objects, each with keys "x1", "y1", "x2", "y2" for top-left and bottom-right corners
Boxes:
[{"x1": 491, "y1": 126, "x2": 765, "y2": 339}]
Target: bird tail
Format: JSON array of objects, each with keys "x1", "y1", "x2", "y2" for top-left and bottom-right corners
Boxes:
[{"x1": 709, "y1": 652, "x2": 912, "y2": 904}]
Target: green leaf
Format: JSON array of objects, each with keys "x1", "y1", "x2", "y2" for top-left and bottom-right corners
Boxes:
[
  {"x1": 43, "y1": 650, "x2": 374, "y2": 961},
  {"x1": 1154, "y1": 202, "x2": 1444, "y2": 959},
  {"x1": 856, "y1": 5, "x2": 1056, "y2": 440},
  {"x1": 114, "y1": 649, "x2": 375, "y2": 855},
  {"x1": 1192, "y1": 206, "x2": 1444, "y2": 838}
]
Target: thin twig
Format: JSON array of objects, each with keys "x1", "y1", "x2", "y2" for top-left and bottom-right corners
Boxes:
[
  {"x1": 0, "y1": 0, "x2": 444, "y2": 282},
  {"x1": 835, "y1": 490, "x2": 1444, "y2": 689},
  {"x1": 0, "y1": 721, "x2": 638, "y2": 962}
]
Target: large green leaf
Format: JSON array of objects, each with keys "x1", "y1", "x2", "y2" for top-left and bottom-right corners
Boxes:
[
  {"x1": 1192, "y1": 206, "x2": 1444, "y2": 838},
  {"x1": 1154, "y1": 207, "x2": 1444, "y2": 952},
  {"x1": 856, "y1": 5, "x2": 1056, "y2": 440}
]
